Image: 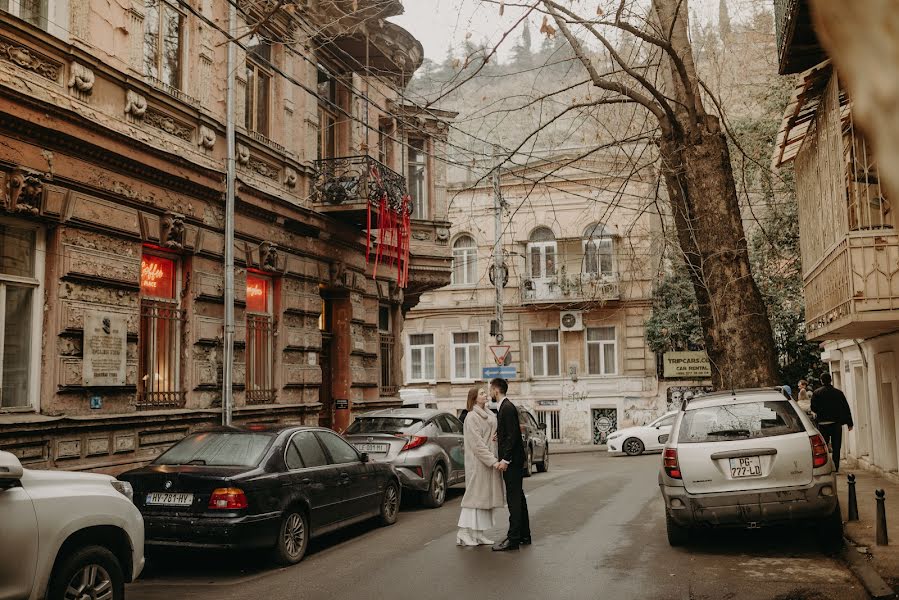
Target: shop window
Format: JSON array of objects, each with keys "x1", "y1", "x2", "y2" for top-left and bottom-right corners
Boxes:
[{"x1": 138, "y1": 252, "x2": 184, "y2": 408}]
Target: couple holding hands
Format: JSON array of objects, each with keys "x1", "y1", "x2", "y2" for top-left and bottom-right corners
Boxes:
[{"x1": 456, "y1": 378, "x2": 532, "y2": 552}]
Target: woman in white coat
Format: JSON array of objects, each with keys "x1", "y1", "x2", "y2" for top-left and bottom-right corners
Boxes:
[{"x1": 457, "y1": 387, "x2": 506, "y2": 546}]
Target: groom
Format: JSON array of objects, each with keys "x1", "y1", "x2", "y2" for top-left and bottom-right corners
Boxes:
[{"x1": 490, "y1": 378, "x2": 531, "y2": 551}]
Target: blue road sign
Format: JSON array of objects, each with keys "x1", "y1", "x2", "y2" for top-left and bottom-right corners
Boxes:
[{"x1": 482, "y1": 366, "x2": 517, "y2": 379}]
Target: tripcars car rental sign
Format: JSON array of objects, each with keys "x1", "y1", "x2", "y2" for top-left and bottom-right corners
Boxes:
[{"x1": 663, "y1": 351, "x2": 712, "y2": 379}]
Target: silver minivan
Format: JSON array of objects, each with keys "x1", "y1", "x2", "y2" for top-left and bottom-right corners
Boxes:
[{"x1": 659, "y1": 388, "x2": 841, "y2": 548}]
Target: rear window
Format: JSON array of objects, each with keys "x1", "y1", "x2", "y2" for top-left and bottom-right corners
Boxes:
[
  {"x1": 346, "y1": 417, "x2": 424, "y2": 435},
  {"x1": 677, "y1": 400, "x2": 804, "y2": 444},
  {"x1": 154, "y1": 432, "x2": 273, "y2": 467}
]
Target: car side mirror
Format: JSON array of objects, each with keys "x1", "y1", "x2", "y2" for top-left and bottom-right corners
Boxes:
[
  {"x1": 538, "y1": 423, "x2": 547, "y2": 431},
  {"x1": 360, "y1": 452, "x2": 370, "y2": 464},
  {"x1": 0, "y1": 452, "x2": 24, "y2": 490}
]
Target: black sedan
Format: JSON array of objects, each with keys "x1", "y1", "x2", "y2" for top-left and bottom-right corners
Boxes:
[{"x1": 119, "y1": 425, "x2": 401, "y2": 565}]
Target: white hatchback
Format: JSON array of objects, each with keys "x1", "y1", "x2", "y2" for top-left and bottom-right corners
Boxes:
[
  {"x1": 607, "y1": 412, "x2": 678, "y2": 455},
  {"x1": 0, "y1": 451, "x2": 145, "y2": 600},
  {"x1": 658, "y1": 389, "x2": 840, "y2": 548}
]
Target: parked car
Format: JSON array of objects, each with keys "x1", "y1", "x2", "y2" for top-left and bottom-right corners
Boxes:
[
  {"x1": 607, "y1": 412, "x2": 678, "y2": 456},
  {"x1": 344, "y1": 409, "x2": 464, "y2": 508},
  {"x1": 119, "y1": 426, "x2": 401, "y2": 565},
  {"x1": 0, "y1": 450, "x2": 144, "y2": 600},
  {"x1": 658, "y1": 388, "x2": 841, "y2": 549},
  {"x1": 518, "y1": 407, "x2": 549, "y2": 476}
]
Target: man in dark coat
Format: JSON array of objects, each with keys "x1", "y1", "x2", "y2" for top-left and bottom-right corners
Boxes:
[
  {"x1": 489, "y1": 377, "x2": 531, "y2": 551},
  {"x1": 811, "y1": 373, "x2": 854, "y2": 472}
]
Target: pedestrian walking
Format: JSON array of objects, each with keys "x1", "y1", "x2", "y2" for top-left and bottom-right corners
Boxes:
[
  {"x1": 797, "y1": 379, "x2": 813, "y2": 416},
  {"x1": 489, "y1": 378, "x2": 531, "y2": 551},
  {"x1": 456, "y1": 387, "x2": 505, "y2": 547},
  {"x1": 811, "y1": 373, "x2": 854, "y2": 472}
]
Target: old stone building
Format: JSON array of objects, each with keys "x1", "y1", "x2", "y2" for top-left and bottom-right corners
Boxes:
[
  {"x1": 0, "y1": 0, "x2": 453, "y2": 472},
  {"x1": 404, "y1": 149, "x2": 668, "y2": 445}
]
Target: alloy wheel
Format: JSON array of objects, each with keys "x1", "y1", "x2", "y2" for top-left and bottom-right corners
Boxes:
[
  {"x1": 64, "y1": 564, "x2": 113, "y2": 600},
  {"x1": 624, "y1": 438, "x2": 644, "y2": 456},
  {"x1": 283, "y1": 513, "x2": 306, "y2": 559},
  {"x1": 384, "y1": 484, "x2": 399, "y2": 520},
  {"x1": 433, "y1": 469, "x2": 446, "y2": 504}
]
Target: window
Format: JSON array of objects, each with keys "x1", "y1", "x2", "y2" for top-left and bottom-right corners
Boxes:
[
  {"x1": 527, "y1": 227, "x2": 556, "y2": 279},
  {"x1": 407, "y1": 139, "x2": 429, "y2": 220},
  {"x1": 317, "y1": 431, "x2": 360, "y2": 464},
  {"x1": 437, "y1": 414, "x2": 463, "y2": 434},
  {"x1": 537, "y1": 410, "x2": 561, "y2": 441},
  {"x1": 451, "y1": 332, "x2": 479, "y2": 381},
  {"x1": 138, "y1": 252, "x2": 183, "y2": 408},
  {"x1": 246, "y1": 274, "x2": 274, "y2": 404},
  {"x1": 652, "y1": 414, "x2": 676, "y2": 429},
  {"x1": 154, "y1": 432, "x2": 273, "y2": 467},
  {"x1": 0, "y1": 0, "x2": 48, "y2": 30},
  {"x1": 452, "y1": 235, "x2": 477, "y2": 285},
  {"x1": 346, "y1": 417, "x2": 424, "y2": 435},
  {"x1": 144, "y1": 0, "x2": 184, "y2": 89},
  {"x1": 289, "y1": 431, "x2": 328, "y2": 468},
  {"x1": 677, "y1": 401, "x2": 804, "y2": 444},
  {"x1": 0, "y1": 222, "x2": 42, "y2": 410},
  {"x1": 530, "y1": 329, "x2": 560, "y2": 377},
  {"x1": 408, "y1": 333, "x2": 435, "y2": 382},
  {"x1": 379, "y1": 305, "x2": 396, "y2": 396},
  {"x1": 378, "y1": 120, "x2": 393, "y2": 166},
  {"x1": 586, "y1": 326, "x2": 617, "y2": 375},
  {"x1": 583, "y1": 223, "x2": 614, "y2": 276},
  {"x1": 244, "y1": 35, "x2": 272, "y2": 136},
  {"x1": 317, "y1": 67, "x2": 338, "y2": 160}
]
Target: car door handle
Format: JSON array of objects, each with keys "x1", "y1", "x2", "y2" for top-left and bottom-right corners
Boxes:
[{"x1": 338, "y1": 472, "x2": 351, "y2": 485}]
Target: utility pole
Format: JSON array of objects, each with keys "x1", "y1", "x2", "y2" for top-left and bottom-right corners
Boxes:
[
  {"x1": 492, "y1": 145, "x2": 505, "y2": 344},
  {"x1": 222, "y1": 1, "x2": 236, "y2": 426}
]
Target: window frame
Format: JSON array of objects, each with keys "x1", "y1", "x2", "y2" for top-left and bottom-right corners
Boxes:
[
  {"x1": 244, "y1": 35, "x2": 273, "y2": 137},
  {"x1": 138, "y1": 248, "x2": 183, "y2": 409},
  {"x1": 585, "y1": 326, "x2": 618, "y2": 376},
  {"x1": 530, "y1": 328, "x2": 561, "y2": 378},
  {"x1": 1, "y1": 0, "x2": 48, "y2": 30},
  {"x1": 143, "y1": 0, "x2": 186, "y2": 90},
  {"x1": 407, "y1": 138, "x2": 429, "y2": 220},
  {"x1": 317, "y1": 65, "x2": 339, "y2": 161},
  {"x1": 536, "y1": 410, "x2": 562, "y2": 441},
  {"x1": 245, "y1": 273, "x2": 274, "y2": 404},
  {"x1": 450, "y1": 331, "x2": 480, "y2": 382},
  {"x1": 315, "y1": 430, "x2": 362, "y2": 464},
  {"x1": 582, "y1": 234, "x2": 615, "y2": 277},
  {"x1": 284, "y1": 430, "x2": 330, "y2": 470},
  {"x1": 451, "y1": 235, "x2": 478, "y2": 286},
  {"x1": 407, "y1": 332, "x2": 436, "y2": 383},
  {"x1": 0, "y1": 218, "x2": 44, "y2": 413}
]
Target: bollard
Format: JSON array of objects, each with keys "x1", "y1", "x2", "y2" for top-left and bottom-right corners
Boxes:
[
  {"x1": 876, "y1": 489, "x2": 889, "y2": 546},
  {"x1": 847, "y1": 474, "x2": 859, "y2": 521}
]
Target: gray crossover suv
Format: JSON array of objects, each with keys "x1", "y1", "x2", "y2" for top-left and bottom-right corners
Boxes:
[{"x1": 344, "y1": 409, "x2": 464, "y2": 508}]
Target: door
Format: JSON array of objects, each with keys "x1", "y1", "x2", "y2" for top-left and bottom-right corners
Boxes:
[
  {"x1": 592, "y1": 408, "x2": 618, "y2": 444},
  {"x1": 287, "y1": 431, "x2": 342, "y2": 528},
  {"x1": 648, "y1": 414, "x2": 677, "y2": 450},
  {"x1": 875, "y1": 353, "x2": 899, "y2": 471},
  {"x1": 434, "y1": 415, "x2": 466, "y2": 483},
  {"x1": 0, "y1": 484, "x2": 38, "y2": 600},
  {"x1": 853, "y1": 364, "x2": 873, "y2": 458},
  {"x1": 319, "y1": 335, "x2": 333, "y2": 429},
  {"x1": 316, "y1": 430, "x2": 378, "y2": 518}
]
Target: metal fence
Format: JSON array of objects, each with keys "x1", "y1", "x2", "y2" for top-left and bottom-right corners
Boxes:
[
  {"x1": 246, "y1": 314, "x2": 275, "y2": 405},
  {"x1": 137, "y1": 301, "x2": 185, "y2": 409}
]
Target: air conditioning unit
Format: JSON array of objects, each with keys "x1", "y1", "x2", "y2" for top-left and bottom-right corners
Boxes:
[{"x1": 560, "y1": 310, "x2": 584, "y2": 332}]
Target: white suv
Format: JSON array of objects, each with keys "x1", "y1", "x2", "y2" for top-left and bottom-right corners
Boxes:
[
  {"x1": 659, "y1": 389, "x2": 841, "y2": 548},
  {"x1": 0, "y1": 451, "x2": 145, "y2": 600}
]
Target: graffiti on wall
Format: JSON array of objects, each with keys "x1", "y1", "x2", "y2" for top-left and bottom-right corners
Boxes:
[{"x1": 666, "y1": 385, "x2": 713, "y2": 412}]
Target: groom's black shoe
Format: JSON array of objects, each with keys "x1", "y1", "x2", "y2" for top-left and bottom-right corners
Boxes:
[
  {"x1": 491, "y1": 539, "x2": 519, "y2": 552},
  {"x1": 520, "y1": 537, "x2": 532, "y2": 545}
]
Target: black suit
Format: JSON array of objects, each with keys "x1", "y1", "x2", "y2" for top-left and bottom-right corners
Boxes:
[{"x1": 497, "y1": 397, "x2": 530, "y2": 543}]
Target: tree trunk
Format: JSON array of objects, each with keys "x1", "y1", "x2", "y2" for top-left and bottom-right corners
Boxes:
[{"x1": 660, "y1": 118, "x2": 780, "y2": 389}]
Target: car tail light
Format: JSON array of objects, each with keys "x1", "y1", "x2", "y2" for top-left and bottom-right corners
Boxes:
[
  {"x1": 663, "y1": 448, "x2": 682, "y2": 479},
  {"x1": 810, "y1": 434, "x2": 828, "y2": 468},
  {"x1": 401, "y1": 436, "x2": 428, "y2": 452},
  {"x1": 208, "y1": 487, "x2": 248, "y2": 510}
]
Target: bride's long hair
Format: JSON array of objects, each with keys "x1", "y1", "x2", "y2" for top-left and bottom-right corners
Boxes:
[{"x1": 466, "y1": 387, "x2": 481, "y2": 412}]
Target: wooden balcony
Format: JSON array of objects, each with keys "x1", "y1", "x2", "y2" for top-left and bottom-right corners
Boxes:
[
  {"x1": 312, "y1": 155, "x2": 407, "y2": 228},
  {"x1": 775, "y1": 0, "x2": 825, "y2": 75},
  {"x1": 520, "y1": 272, "x2": 620, "y2": 305},
  {"x1": 805, "y1": 231, "x2": 899, "y2": 340}
]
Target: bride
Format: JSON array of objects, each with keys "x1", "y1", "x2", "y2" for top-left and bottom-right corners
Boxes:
[{"x1": 457, "y1": 386, "x2": 506, "y2": 546}]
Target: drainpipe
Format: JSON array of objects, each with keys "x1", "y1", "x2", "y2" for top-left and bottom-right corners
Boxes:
[{"x1": 222, "y1": 1, "x2": 236, "y2": 426}]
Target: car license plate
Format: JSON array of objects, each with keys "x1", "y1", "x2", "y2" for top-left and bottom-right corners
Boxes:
[
  {"x1": 729, "y1": 456, "x2": 762, "y2": 478},
  {"x1": 146, "y1": 492, "x2": 194, "y2": 506},
  {"x1": 355, "y1": 443, "x2": 389, "y2": 453}
]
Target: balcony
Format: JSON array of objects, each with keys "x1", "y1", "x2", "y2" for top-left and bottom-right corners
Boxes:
[
  {"x1": 775, "y1": 0, "x2": 825, "y2": 75},
  {"x1": 520, "y1": 272, "x2": 620, "y2": 305},
  {"x1": 312, "y1": 155, "x2": 407, "y2": 227},
  {"x1": 805, "y1": 231, "x2": 899, "y2": 340}
]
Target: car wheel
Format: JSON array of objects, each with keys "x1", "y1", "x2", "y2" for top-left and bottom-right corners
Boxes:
[
  {"x1": 523, "y1": 448, "x2": 533, "y2": 478},
  {"x1": 666, "y1": 510, "x2": 690, "y2": 547},
  {"x1": 816, "y1": 504, "x2": 844, "y2": 553},
  {"x1": 422, "y1": 465, "x2": 446, "y2": 508},
  {"x1": 536, "y1": 446, "x2": 549, "y2": 473},
  {"x1": 48, "y1": 544, "x2": 124, "y2": 600},
  {"x1": 273, "y1": 508, "x2": 309, "y2": 565},
  {"x1": 380, "y1": 480, "x2": 401, "y2": 525},
  {"x1": 623, "y1": 437, "x2": 645, "y2": 456}
]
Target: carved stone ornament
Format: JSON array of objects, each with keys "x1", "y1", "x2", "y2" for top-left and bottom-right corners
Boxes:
[
  {"x1": 68, "y1": 63, "x2": 95, "y2": 95},
  {"x1": 0, "y1": 38, "x2": 62, "y2": 82},
  {"x1": 124, "y1": 90, "x2": 147, "y2": 119},
  {"x1": 8, "y1": 170, "x2": 42, "y2": 215},
  {"x1": 284, "y1": 167, "x2": 298, "y2": 188},
  {"x1": 260, "y1": 242, "x2": 279, "y2": 271},
  {"x1": 412, "y1": 230, "x2": 430, "y2": 241},
  {"x1": 144, "y1": 109, "x2": 194, "y2": 142},
  {"x1": 198, "y1": 125, "x2": 216, "y2": 150},
  {"x1": 237, "y1": 144, "x2": 250, "y2": 166},
  {"x1": 436, "y1": 228, "x2": 450, "y2": 243},
  {"x1": 160, "y1": 211, "x2": 186, "y2": 250},
  {"x1": 329, "y1": 261, "x2": 346, "y2": 288}
]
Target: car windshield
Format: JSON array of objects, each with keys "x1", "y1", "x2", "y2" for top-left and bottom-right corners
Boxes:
[
  {"x1": 677, "y1": 400, "x2": 804, "y2": 444},
  {"x1": 154, "y1": 432, "x2": 274, "y2": 467},
  {"x1": 345, "y1": 417, "x2": 424, "y2": 435}
]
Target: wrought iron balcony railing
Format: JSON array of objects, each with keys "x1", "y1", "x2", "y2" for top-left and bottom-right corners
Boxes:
[
  {"x1": 312, "y1": 155, "x2": 407, "y2": 209},
  {"x1": 521, "y1": 272, "x2": 620, "y2": 304}
]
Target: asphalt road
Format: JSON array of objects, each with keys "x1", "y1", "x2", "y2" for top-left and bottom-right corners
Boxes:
[{"x1": 127, "y1": 452, "x2": 867, "y2": 600}]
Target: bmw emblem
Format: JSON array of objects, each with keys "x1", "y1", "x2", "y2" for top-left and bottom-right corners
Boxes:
[
  {"x1": 164, "y1": 480, "x2": 172, "y2": 490},
  {"x1": 367, "y1": 437, "x2": 373, "y2": 443}
]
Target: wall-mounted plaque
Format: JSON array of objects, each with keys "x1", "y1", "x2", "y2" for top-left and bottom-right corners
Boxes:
[{"x1": 83, "y1": 311, "x2": 127, "y2": 386}]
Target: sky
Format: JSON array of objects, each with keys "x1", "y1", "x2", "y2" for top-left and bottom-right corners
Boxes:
[{"x1": 390, "y1": 0, "x2": 762, "y2": 62}]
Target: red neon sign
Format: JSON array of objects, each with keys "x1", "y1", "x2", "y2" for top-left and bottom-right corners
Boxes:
[
  {"x1": 246, "y1": 275, "x2": 269, "y2": 313},
  {"x1": 141, "y1": 255, "x2": 175, "y2": 299}
]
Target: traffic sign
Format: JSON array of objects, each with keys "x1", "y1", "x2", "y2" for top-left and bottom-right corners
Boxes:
[
  {"x1": 489, "y1": 344, "x2": 511, "y2": 366},
  {"x1": 482, "y1": 366, "x2": 517, "y2": 379}
]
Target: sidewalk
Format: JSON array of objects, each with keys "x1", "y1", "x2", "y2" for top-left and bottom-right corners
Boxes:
[
  {"x1": 839, "y1": 465, "x2": 899, "y2": 597},
  {"x1": 552, "y1": 443, "x2": 607, "y2": 455}
]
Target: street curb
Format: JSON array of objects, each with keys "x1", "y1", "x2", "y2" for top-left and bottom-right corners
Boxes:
[
  {"x1": 841, "y1": 537, "x2": 896, "y2": 600},
  {"x1": 551, "y1": 447, "x2": 607, "y2": 455}
]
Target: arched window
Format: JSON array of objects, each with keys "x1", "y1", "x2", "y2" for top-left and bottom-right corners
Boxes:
[
  {"x1": 528, "y1": 227, "x2": 557, "y2": 279},
  {"x1": 583, "y1": 223, "x2": 613, "y2": 276},
  {"x1": 452, "y1": 235, "x2": 477, "y2": 285}
]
